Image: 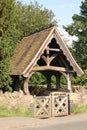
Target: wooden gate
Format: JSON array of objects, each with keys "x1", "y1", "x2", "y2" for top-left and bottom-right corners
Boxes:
[
  {"x1": 51, "y1": 92, "x2": 69, "y2": 117},
  {"x1": 34, "y1": 96, "x2": 51, "y2": 118},
  {"x1": 34, "y1": 92, "x2": 69, "y2": 118}
]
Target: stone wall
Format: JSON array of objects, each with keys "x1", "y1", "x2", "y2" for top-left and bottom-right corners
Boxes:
[
  {"x1": 0, "y1": 86, "x2": 87, "y2": 110},
  {"x1": 70, "y1": 86, "x2": 87, "y2": 105},
  {"x1": 0, "y1": 90, "x2": 33, "y2": 109},
  {"x1": 69, "y1": 87, "x2": 87, "y2": 112}
]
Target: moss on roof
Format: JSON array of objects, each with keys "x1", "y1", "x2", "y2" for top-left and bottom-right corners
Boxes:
[{"x1": 11, "y1": 26, "x2": 54, "y2": 75}]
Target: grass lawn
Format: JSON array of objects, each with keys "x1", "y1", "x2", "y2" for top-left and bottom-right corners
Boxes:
[
  {"x1": 71, "y1": 104, "x2": 87, "y2": 114},
  {"x1": 0, "y1": 103, "x2": 87, "y2": 117},
  {"x1": 0, "y1": 104, "x2": 33, "y2": 117}
]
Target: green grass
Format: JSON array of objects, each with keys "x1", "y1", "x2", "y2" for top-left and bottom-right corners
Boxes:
[
  {"x1": 0, "y1": 104, "x2": 33, "y2": 117},
  {"x1": 1, "y1": 103, "x2": 87, "y2": 117},
  {"x1": 72, "y1": 104, "x2": 87, "y2": 114}
]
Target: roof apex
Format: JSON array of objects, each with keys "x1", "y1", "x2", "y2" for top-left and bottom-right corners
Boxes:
[{"x1": 11, "y1": 26, "x2": 84, "y2": 77}]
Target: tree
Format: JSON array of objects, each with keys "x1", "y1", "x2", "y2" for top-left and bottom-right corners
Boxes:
[
  {"x1": 0, "y1": 0, "x2": 56, "y2": 91},
  {"x1": 64, "y1": 0, "x2": 87, "y2": 86},
  {"x1": 0, "y1": 0, "x2": 21, "y2": 91},
  {"x1": 16, "y1": 1, "x2": 56, "y2": 37},
  {"x1": 64, "y1": 0, "x2": 87, "y2": 69}
]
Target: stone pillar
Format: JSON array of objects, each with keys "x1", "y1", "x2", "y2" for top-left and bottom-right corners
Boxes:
[
  {"x1": 67, "y1": 72, "x2": 72, "y2": 92},
  {"x1": 23, "y1": 77, "x2": 30, "y2": 95},
  {"x1": 56, "y1": 74, "x2": 61, "y2": 91}
]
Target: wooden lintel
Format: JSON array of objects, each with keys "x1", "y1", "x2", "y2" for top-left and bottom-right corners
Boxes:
[{"x1": 32, "y1": 66, "x2": 67, "y2": 72}]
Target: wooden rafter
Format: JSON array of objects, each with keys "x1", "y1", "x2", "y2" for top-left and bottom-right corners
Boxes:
[{"x1": 59, "y1": 55, "x2": 69, "y2": 68}]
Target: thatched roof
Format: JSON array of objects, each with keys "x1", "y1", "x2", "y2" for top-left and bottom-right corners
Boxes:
[{"x1": 11, "y1": 26, "x2": 84, "y2": 77}]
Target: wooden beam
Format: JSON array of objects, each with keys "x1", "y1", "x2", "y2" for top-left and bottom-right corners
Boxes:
[
  {"x1": 59, "y1": 55, "x2": 69, "y2": 68},
  {"x1": 66, "y1": 72, "x2": 72, "y2": 92},
  {"x1": 32, "y1": 66, "x2": 67, "y2": 72},
  {"x1": 46, "y1": 47, "x2": 50, "y2": 66},
  {"x1": 41, "y1": 55, "x2": 47, "y2": 63},
  {"x1": 49, "y1": 48, "x2": 60, "y2": 52},
  {"x1": 23, "y1": 77, "x2": 30, "y2": 95},
  {"x1": 49, "y1": 53, "x2": 58, "y2": 63}
]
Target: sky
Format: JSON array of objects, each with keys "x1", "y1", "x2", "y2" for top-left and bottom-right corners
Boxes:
[{"x1": 19, "y1": 0, "x2": 83, "y2": 45}]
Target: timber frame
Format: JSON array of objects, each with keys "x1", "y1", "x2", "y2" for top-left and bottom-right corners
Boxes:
[{"x1": 11, "y1": 26, "x2": 84, "y2": 94}]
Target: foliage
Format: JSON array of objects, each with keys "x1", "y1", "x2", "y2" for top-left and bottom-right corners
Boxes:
[
  {"x1": 16, "y1": 1, "x2": 57, "y2": 37},
  {"x1": 51, "y1": 75, "x2": 67, "y2": 88},
  {"x1": 64, "y1": 0, "x2": 87, "y2": 86},
  {"x1": 29, "y1": 73, "x2": 67, "y2": 88},
  {"x1": 64, "y1": 0, "x2": 87, "y2": 70},
  {"x1": 51, "y1": 75, "x2": 56, "y2": 87},
  {"x1": 0, "y1": 0, "x2": 20, "y2": 90},
  {"x1": 29, "y1": 72, "x2": 46, "y2": 85},
  {"x1": 60, "y1": 75, "x2": 67, "y2": 86},
  {"x1": 72, "y1": 104, "x2": 87, "y2": 114},
  {"x1": 0, "y1": 0, "x2": 56, "y2": 91},
  {"x1": 0, "y1": 104, "x2": 33, "y2": 117},
  {"x1": 71, "y1": 69, "x2": 87, "y2": 87}
]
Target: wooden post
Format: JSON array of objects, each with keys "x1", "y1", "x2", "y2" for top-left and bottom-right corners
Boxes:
[
  {"x1": 67, "y1": 72, "x2": 72, "y2": 92},
  {"x1": 46, "y1": 74, "x2": 51, "y2": 91},
  {"x1": 12, "y1": 75, "x2": 21, "y2": 91},
  {"x1": 23, "y1": 77, "x2": 30, "y2": 95},
  {"x1": 46, "y1": 46, "x2": 50, "y2": 66},
  {"x1": 56, "y1": 74, "x2": 61, "y2": 91}
]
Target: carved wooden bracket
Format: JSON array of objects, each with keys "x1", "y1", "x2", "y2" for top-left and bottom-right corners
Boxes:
[
  {"x1": 41, "y1": 46, "x2": 60, "y2": 66},
  {"x1": 41, "y1": 53, "x2": 58, "y2": 66}
]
